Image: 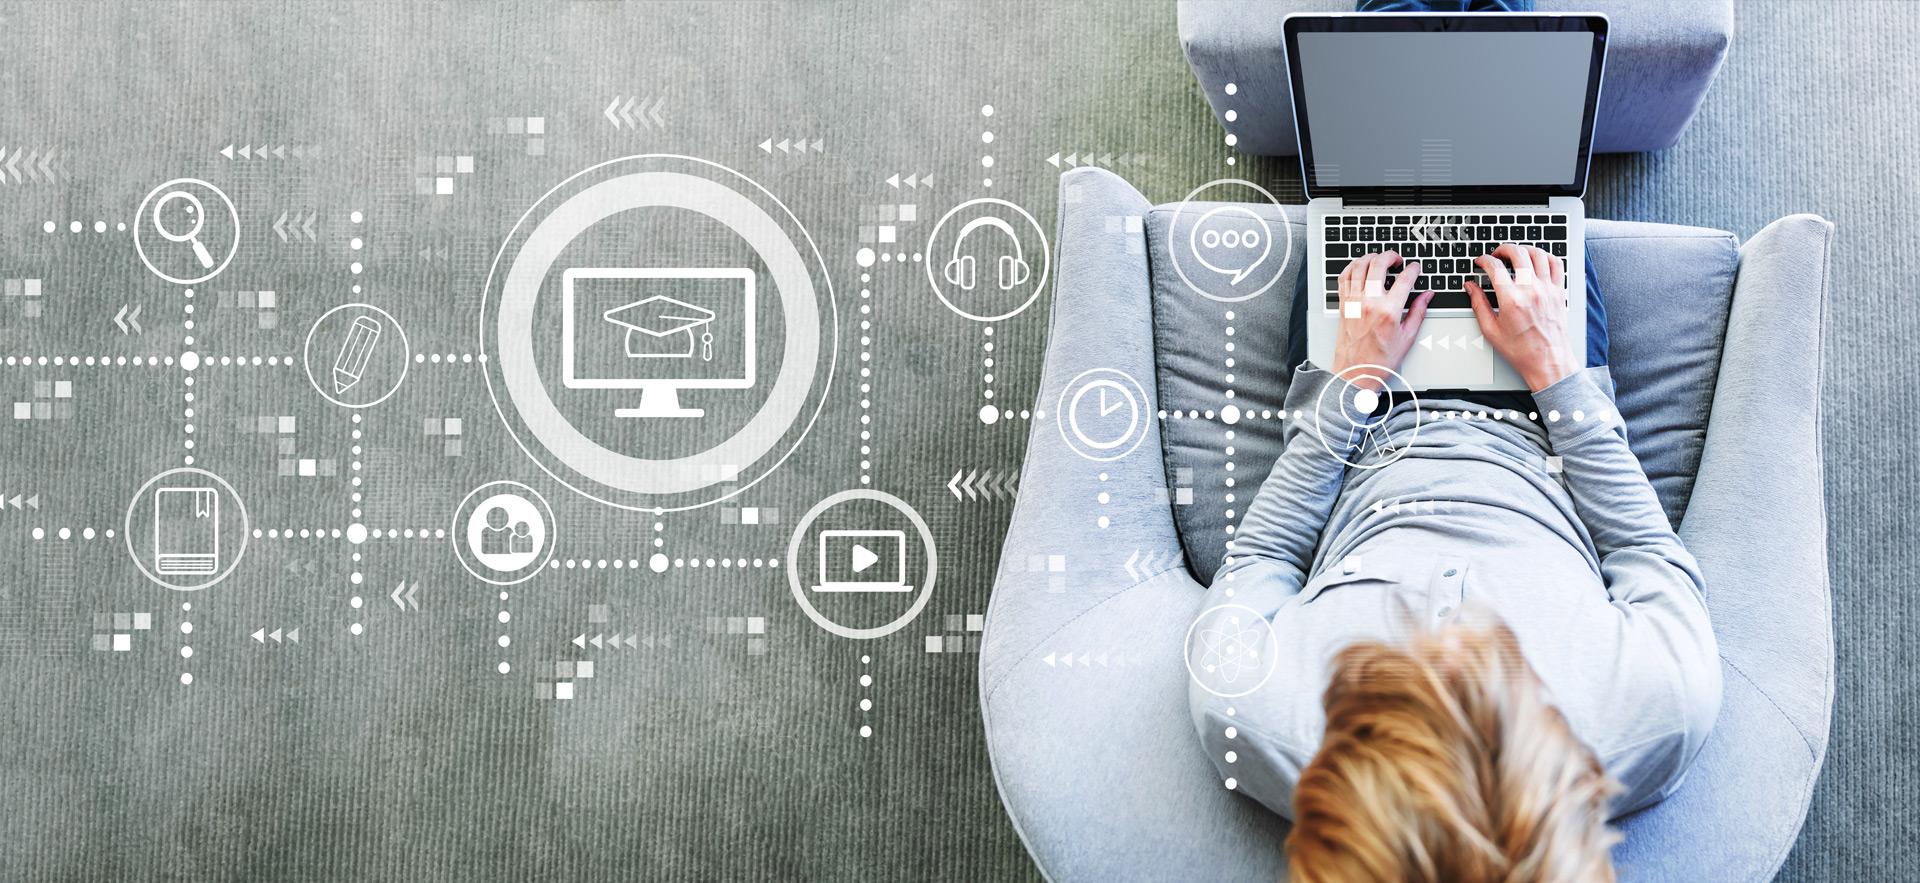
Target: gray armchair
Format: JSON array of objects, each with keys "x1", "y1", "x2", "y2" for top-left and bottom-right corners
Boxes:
[{"x1": 979, "y1": 167, "x2": 1832, "y2": 881}]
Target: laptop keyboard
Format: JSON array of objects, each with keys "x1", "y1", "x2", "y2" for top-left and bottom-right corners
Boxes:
[{"x1": 1322, "y1": 213, "x2": 1569, "y2": 311}]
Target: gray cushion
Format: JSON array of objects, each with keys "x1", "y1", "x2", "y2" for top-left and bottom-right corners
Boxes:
[
  {"x1": 1148, "y1": 207, "x2": 1738, "y2": 578},
  {"x1": 1177, "y1": 0, "x2": 1734, "y2": 156}
]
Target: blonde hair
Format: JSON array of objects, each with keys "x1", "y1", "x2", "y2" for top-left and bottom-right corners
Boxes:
[{"x1": 1287, "y1": 623, "x2": 1621, "y2": 883}]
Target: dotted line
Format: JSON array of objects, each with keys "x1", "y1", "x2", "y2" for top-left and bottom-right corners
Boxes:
[
  {"x1": 496, "y1": 589, "x2": 511, "y2": 675},
  {"x1": 980, "y1": 103, "x2": 995, "y2": 189},
  {"x1": 349, "y1": 413, "x2": 366, "y2": 511},
  {"x1": 27, "y1": 526, "x2": 115, "y2": 540},
  {"x1": 3, "y1": 355, "x2": 175, "y2": 367},
  {"x1": 181, "y1": 379, "x2": 196, "y2": 467},
  {"x1": 348, "y1": 545, "x2": 367, "y2": 636},
  {"x1": 858, "y1": 654, "x2": 874, "y2": 739},
  {"x1": 181, "y1": 366, "x2": 196, "y2": 466},
  {"x1": 1221, "y1": 705, "x2": 1239, "y2": 790},
  {"x1": 857, "y1": 275, "x2": 874, "y2": 486},
  {"x1": 548, "y1": 556, "x2": 779, "y2": 570},
  {"x1": 981, "y1": 325, "x2": 995, "y2": 404},
  {"x1": 251, "y1": 527, "x2": 445, "y2": 540},
  {"x1": 976, "y1": 328, "x2": 1004, "y2": 424},
  {"x1": 349, "y1": 209, "x2": 366, "y2": 287},
  {"x1": 1151, "y1": 407, "x2": 1608, "y2": 427},
  {"x1": 178, "y1": 287, "x2": 198, "y2": 466},
  {"x1": 1222, "y1": 82, "x2": 1240, "y2": 167},
  {"x1": 41, "y1": 220, "x2": 126, "y2": 234},
  {"x1": 193, "y1": 356, "x2": 298, "y2": 367},
  {"x1": 413, "y1": 352, "x2": 486, "y2": 364},
  {"x1": 1222, "y1": 308, "x2": 1239, "y2": 592},
  {"x1": 349, "y1": 414, "x2": 366, "y2": 502},
  {"x1": 1096, "y1": 471, "x2": 1110, "y2": 530},
  {"x1": 648, "y1": 519, "x2": 668, "y2": 572},
  {"x1": 348, "y1": 586, "x2": 365, "y2": 635},
  {"x1": 178, "y1": 601, "x2": 195, "y2": 686},
  {"x1": 346, "y1": 565, "x2": 368, "y2": 637},
  {"x1": 350, "y1": 212, "x2": 366, "y2": 275},
  {"x1": 181, "y1": 287, "x2": 195, "y2": 347},
  {"x1": 981, "y1": 405, "x2": 1042, "y2": 425}
]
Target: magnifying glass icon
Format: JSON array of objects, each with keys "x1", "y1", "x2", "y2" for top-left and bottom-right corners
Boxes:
[{"x1": 153, "y1": 190, "x2": 215, "y2": 269}]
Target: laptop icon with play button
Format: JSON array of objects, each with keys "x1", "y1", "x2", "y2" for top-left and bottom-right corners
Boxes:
[{"x1": 813, "y1": 530, "x2": 913, "y2": 592}]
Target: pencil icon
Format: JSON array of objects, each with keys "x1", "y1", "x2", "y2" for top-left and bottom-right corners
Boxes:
[{"x1": 333, "y1": 316, "x2": 382, "y2": 394}]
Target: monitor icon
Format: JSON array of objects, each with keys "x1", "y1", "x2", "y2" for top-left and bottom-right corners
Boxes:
[
  {"x1": 812, "y1": 530, "x2": 912, "y2": 593},
  {"x1": 561, "y1": 267, "x2": 756, "y2": 419}
]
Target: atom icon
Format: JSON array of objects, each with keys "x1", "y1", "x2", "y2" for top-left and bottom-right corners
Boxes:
[
  {"x1": 1196, "y1": 615, "x2": 1265, "y2": 684},
  {"x1": 1184, "y1": 603, "x2": 1280, "y2": 698}
]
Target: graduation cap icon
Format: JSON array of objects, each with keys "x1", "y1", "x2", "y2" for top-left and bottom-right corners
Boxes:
[{"x1": 604, "y1": 294, "x2": 715, "y2": 361}]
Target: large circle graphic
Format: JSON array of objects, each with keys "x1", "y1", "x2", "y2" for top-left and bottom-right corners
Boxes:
[{"x1": 480, "y1": 155, "x2": 837, "y2": 512}]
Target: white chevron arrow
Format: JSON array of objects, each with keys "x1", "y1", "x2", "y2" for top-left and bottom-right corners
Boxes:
[{"x1": 113, "y1": 304, "x2": 143, "y2": 335}]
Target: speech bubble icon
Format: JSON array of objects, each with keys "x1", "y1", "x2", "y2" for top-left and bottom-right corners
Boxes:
[{"x1": 1188, "y1": 206, "x2": 1272, "y2": 286}]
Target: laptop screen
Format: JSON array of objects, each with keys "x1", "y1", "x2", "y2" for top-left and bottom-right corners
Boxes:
[{"x1": 1287, "y1": 16, "x2": 1606, "y2": 198}]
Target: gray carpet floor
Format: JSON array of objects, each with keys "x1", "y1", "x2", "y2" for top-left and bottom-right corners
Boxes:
[{"x1": 0, "y1": 1, "x2": 1910, "y2": 879}]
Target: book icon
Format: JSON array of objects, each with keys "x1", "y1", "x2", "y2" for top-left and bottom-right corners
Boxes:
[
  {"x1": 154, "y1": 487, "x2": 219, "y2": 575},
  {"x1": 333, "y1": 315, "x2": 383, "y2": 394}
]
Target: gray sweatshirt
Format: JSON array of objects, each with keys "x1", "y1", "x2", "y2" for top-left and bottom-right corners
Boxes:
[{"x1": 1188, "y1": 363, "x2": 1722, "y2": 820}]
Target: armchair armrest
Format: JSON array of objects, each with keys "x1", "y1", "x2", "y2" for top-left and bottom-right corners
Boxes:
[
  {"x1": 1678, "y1": 213, "x2": 1835, "y2": 766},
  {"x1": 980, "y1": 168, "x2": 1187, "y2": 699}
]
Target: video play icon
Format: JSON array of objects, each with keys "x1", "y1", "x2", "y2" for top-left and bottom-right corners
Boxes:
[{"x1": 812, "y1": 529, "x2": 911, "y2": 593}]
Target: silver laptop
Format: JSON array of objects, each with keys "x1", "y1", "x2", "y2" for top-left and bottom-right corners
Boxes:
[{"x1": 1286, "y1": 13, "x2": 1608, "y2": 391}]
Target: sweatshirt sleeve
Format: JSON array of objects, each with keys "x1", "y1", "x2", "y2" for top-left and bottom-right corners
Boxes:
[
  {"x1": 1211, "y1": 364, "x2": 1361, "y2": 608},
  {"x1": 1532, "y1": 366, "x2": 1724, "y2": 806}
]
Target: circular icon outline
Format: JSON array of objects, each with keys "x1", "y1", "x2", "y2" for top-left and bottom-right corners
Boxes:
[
  {"x1": 1166, "y1": 179, "x2": 1294, "y2": 303},
  {"x1": 1056, "y1": 367, "x2": 1151, "y2": 462},
  {"x1": 1067, "y1": 380, "x2": 1140, "y2": 451},
  {"x1": 122, "y1": 467, "x2": 251, "y2": 592},
  {"x1": 133, "y1": 178, "x2": 240, "y2": 286},
  {"x1": 303, "y1": 303, "x2": 412, "y2": 409},
  {"x1": 1312, "y1": 363, "x2": 1422, "y2": 470},
  {"x1": 784, "y1": 489, "x2": 937, "y2": 640},
  {"x1": 1183, "y1": 602, "x2": 1281, "y2": 698},
  {"x1": 478, "y1": 154, "x2": 838, "y2": 513},
  {"x1": 451, "y1": 480, "x2": 557, "y2": 586},
  {"x1": 923, "y1": 197, "x2": 1052, "y2": 322}
]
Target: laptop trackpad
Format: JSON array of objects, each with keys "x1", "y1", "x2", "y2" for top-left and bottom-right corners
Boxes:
[{"x1": 1400, "y1": 319, "x2": 1494, "y2": 389}]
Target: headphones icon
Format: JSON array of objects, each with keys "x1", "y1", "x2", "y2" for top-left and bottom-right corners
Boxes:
[{"x1": 943, "y1": 216, "x2": 1031, "y2": 291}]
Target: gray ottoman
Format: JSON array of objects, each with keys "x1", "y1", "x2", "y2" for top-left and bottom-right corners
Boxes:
[
  {"x1": 979, "y1": 167, "x2": 1832, "y2": 881},
  {"x1": 1178, "y1": 0, "x2": 1734, "y2": 156}
]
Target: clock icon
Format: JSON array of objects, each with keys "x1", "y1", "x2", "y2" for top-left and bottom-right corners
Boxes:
[{"x1": 1057, "y1": 368, "x2": 1151, "y2": 462}]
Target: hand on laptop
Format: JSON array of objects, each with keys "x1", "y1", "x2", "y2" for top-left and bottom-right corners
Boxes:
[
  {"x1": 1330, "y1": 251, "x2": 1436, "y2": 390},
  {"x1": 1467, "y1": 244, "x2": 1578, "y2": 393}
]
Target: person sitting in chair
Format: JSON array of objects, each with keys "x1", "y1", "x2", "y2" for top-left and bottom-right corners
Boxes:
[{"x1": 1191, "y1": 246, "x2": 1722, "y2": 882}]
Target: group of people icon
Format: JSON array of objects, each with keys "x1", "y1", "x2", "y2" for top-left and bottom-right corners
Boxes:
[{"x1": 476, "y1": 506, "x2": 538, "y2": 556}]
